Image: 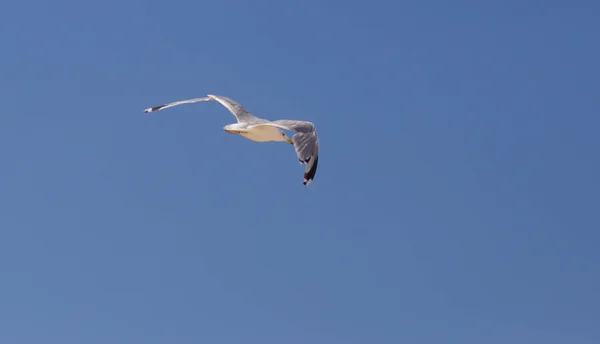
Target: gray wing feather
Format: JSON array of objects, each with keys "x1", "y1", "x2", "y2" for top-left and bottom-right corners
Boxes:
[
  {"x1": 143, "y1": 94, "x2": 258, "y2": 123},
  {"x1": 254, "y1": 120, "x2": 320, "y2": 185},
  {"x1": 207, "y1": 95, "x2": 258, "y2": 123},
  {"x1": 143, "y1": 97, "x2": 211, "y2": 113}
]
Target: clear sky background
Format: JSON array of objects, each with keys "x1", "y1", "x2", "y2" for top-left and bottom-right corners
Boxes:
[{"x1": 1, "y1": 1, "x2": 599, "y2": 343}]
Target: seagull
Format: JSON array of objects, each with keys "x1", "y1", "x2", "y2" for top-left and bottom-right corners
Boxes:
[{"x1": 143, "y1": 94, "x2": 320, "y2": 185}]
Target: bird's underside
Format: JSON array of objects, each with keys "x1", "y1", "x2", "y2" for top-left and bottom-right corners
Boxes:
[{"x1": 143, "y1": 94, "x2": 320, "y2": 185}]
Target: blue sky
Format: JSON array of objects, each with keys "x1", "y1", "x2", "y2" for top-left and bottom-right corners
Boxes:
[{"x1": 1, "y1": 0, "x2": 599, "y2": 343}]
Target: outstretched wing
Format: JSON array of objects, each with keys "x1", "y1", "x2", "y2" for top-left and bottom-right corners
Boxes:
[
  {"x1": 143, "y1": 97, "x2": 211, "y2": 113},
  {"x1": 206, "y1": 95, "x2": 258, "y2": 123},
  {"x1": 143, "y1": 94, "x2": 258, "y2": 123},
  {"x1": 250, "y1": 120, "x2": 320, "y2": 185}
]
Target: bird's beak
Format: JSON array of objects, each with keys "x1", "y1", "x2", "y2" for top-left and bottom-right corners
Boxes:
[{"x1": 286, "y1": 138, "x2": 294, "y2": 145}]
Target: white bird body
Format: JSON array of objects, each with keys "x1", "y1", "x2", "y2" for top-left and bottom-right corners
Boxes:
[
  {"x1": 224, "y1": 122, "x2": 293, "y2": 143},
  {"x1": 143, "y1": 94, "x2": 320, "y2": 185}
]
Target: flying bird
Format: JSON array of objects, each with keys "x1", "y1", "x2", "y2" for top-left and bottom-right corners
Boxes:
[{"x1": 143, "y1": 94, "x2": 320, "y2": 185}]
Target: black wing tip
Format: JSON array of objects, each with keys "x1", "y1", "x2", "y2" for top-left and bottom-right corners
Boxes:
[
  {"x1": 302, "y1": 155, "x2": 319, "y2": 185},
  {"x1": 143, "y1": 105, "x2": 165, "y2": 113}
]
